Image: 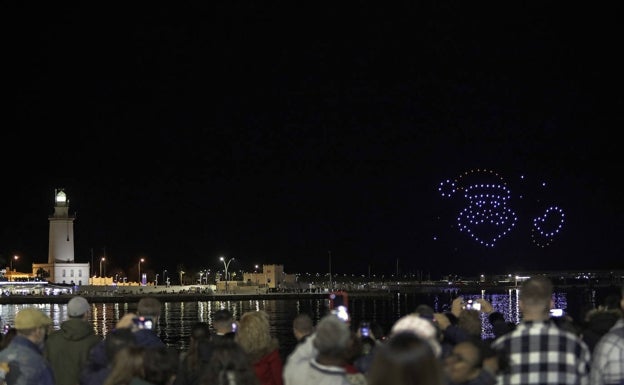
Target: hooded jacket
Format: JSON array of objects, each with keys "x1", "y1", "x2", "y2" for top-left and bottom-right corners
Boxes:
[{"x1": 44, "y1": 317, "x2": 102, "y2": 385}]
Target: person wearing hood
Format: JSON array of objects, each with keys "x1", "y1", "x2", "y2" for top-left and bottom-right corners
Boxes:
[{"x1": 45, "y1": 295, "x2": 103, "y2": 385}]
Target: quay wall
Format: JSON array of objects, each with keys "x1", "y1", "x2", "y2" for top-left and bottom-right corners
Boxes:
[{"x1": 2, "y1": 281, "x2": 620, "y2": 305}]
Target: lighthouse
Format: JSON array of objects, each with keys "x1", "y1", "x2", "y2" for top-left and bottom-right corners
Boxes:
[
  {"x1": 32, "y1": 188, "x2": 89, "y2": 285},
  {"x1": 48, "y1": 189, "x2": 75, "y2": 263}
]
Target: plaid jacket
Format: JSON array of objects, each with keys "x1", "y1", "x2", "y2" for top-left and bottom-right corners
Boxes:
[
  {"x1": 590, "y1": 318, "x2": 624, "y2": 385},
  {"x1": 491, "y1": 319, "x2": 590, "y2": 385}
]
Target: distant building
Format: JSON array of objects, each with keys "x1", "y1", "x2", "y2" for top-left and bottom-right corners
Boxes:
[
  {"x1": 32, "y1": 189, "x2": 90, "y2": 285},
  {"x1": 243, "y1": 264, "x2": 296, "y2": 289}
]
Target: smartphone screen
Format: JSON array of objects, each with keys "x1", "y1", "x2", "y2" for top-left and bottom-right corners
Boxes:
[
  {"x1": 359, "y1": 322, "x2": 370, "y2": 337},
  {"x1": 550, "y1": 309, "x2": 564, "y2": 317},
  {"x1": 133, "y1": 316, "x2": 153, "y2": 330}
]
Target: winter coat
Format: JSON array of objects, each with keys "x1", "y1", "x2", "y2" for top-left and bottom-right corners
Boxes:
[
  {"x1": 0, "y1": 335, "x2": 55, "y2": 385},
  {"x1": 45, "y1": 318, "x2": 103, "y2": 385},
  {"x1": 251, "y1": 344, "x2": 283, "y2": 385}
]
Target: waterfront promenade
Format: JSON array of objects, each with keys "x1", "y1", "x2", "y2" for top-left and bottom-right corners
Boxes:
[{"x1": 1, "y1": 278, "x2": 620, "y2": 305}]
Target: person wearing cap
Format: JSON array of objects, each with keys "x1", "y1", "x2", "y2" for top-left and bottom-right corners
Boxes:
[
  {"x1": 45, "y1": 296, "x2": 102, "y2": 385},
  {"x1": 0, "y1": 307, "x2": 55, "y2": 385}
]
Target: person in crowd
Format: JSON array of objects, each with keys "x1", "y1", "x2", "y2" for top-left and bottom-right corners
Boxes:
[
  {"x1": 174, "y1": 322, "x2": 211, "y2": 385},
  {"x1": 444, "y1": 338, "x2": 496, "y2": 385},
  {"x1": 550, "y1": 311, "x2": 581, "y2": 335},
  {"x1": 590, "y1": 285, "x2": 624, "y2": 385},
  {"x1": 212, "y1": 309, "x2": 236, "y2": 340},
  {"x1": 391, "y1": 313, "x2": 442, "y2": 358},
  {"x1": 367, "y1": 331, "x2": 445, "y2": 385},
  {"x1": 491, "y1": 275, "x2": 591, "y2": 385},
  {"x1": 0, "y1": 307, "x2": 55, "y2": 385},
  {"x1": 480, "y1": 339, "x2": 509, "y2": 378},
  {"x1": 281, "y1": 313, "x2": 314, "y2": 362},
  {"x1": 82, "y1": 296, "x2": 167, "y2": 385},
  {"x1": 581, "y1": 292, "x2": 621, "y2": 353},
  {"x1": 436, "y1": 297, "x2": 500, "y2": 358},
  {"x1": 131, "y1": 297, "x2": 167, "y2": 348},
  {"x1": 283, "y1": 313, "x2": 354, "y2": 385},
  {"x1": 81, "y1": 328, "x2": 137, "y2": 385},
  {"x1": 198, "y1": 338, "x2": 259, "y2": 385},
  {"x1": 235, "y1": 310, "x2": 283, "y2": 385},
  {"x1": 342, "y1": 332, "x2": 367, "y2": 385},
  {"x1": 103, "y1": 345, "x2": 146, "y2": 385},
  {"x1": 292, "y1": 313, "x2": 314, "y2": 344},
  {"x1": 0, "y1": 328, "x2": 17, "y2": 351},
  {"x1": 141, "y1": 346, "x2": 179, "y2": 385},
  {"x1": 45, "y1": 295, "x2": 103, "y2": 385},
  {"x1": 353, "y1": 322, "x2": 382, "y2": 375},
  {"x1": 485, "y1": 312, "x2": 515, "y2": 341}
]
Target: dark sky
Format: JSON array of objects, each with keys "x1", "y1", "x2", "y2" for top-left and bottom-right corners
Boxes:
[{"x1": 2, "y1": 3, "x2": 623, "y2": 279}]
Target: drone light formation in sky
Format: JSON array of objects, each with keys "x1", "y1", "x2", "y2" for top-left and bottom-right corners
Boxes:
[{"x1": 439, "y1": 169, "x2": 565, "y2": 248}]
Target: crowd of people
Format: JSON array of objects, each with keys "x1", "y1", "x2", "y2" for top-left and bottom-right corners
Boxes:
[{"x1": 0, "y1": 275, "x2": 622, "y2": 385}]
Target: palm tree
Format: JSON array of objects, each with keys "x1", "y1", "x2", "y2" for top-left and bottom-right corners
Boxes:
[{"x1": 36, "y1": 267, "x2": 50, "y2": 281}]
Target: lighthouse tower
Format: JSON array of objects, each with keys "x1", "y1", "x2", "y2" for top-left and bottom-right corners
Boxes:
[
  {"x1": 48, "y1": 189, "x2": 75, "y2": 263},
  {"x1": 33, "y1": 188, "x2": 89, "y2": 285}
]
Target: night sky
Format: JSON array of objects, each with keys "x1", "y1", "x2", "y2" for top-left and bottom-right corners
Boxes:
[{"x1": 2, "y1": 3, "x2": 623, "y2": 279}]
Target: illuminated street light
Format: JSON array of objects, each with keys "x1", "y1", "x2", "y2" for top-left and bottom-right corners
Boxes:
[
  {"x1": 100, "y1": 257, "x2": 106, "y2": 277},
  {"x1": 220, "y1": 256, "x2": 234, "y2": 293},
  {"x1": 138, "y1": 258, "x2": 145, "y2": 284},
  {"x1": 10, "y1": 255, "x2": 18, "y2": 271}
]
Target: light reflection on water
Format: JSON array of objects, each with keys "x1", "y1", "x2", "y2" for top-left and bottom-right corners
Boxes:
[{"x1": 0, "y1": 287, "x2": 603, "y2": 355}]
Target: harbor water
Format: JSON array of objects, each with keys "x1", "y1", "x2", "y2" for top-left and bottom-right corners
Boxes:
[{"x1": 0, "y1": 286, "x2": 614, "y2": 358}]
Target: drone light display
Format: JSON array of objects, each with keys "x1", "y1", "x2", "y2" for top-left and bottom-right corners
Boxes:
[
  {"x1": 439, "y1": 169, "x2": 565, "y2": 248},
  {"x1": 531, "y1": 206, "x2": 565, "y2": 248}
]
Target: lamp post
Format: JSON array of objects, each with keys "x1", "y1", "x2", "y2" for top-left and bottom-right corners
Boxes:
[
  {"x1": 100, "y1": 257, "x2": 106, "y2": 277},
  {"x1": 220, "y1": 256, "x2": 234, "y2": 293},
  {"x1": 10, "y1": 255, "x2": 18, "y2": 271},
  {"x1": 328, "y1": 250, "x2": 332, "y2": 290},
  {"x1": 138, "y1": 258, "x2": 145, "y2": 284}
]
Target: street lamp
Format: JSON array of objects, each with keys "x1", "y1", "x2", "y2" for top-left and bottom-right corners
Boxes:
[
  {"x1": 138, "y1": 258, "x2": 145, "y2": 284},
  {"x1": 220, "y1": 256, "x2": 234, "y2": 293},
  {"x1": 10, "y1": 255, "x2": 18, "y2": 271},
  {"x1": 100, "y1": 257, "x2": 106, "y2": 277}
]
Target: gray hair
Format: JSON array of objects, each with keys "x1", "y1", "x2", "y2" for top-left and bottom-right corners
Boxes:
[{"x1": 313, "y1": 314, "x2": 351, "y2": 358}]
